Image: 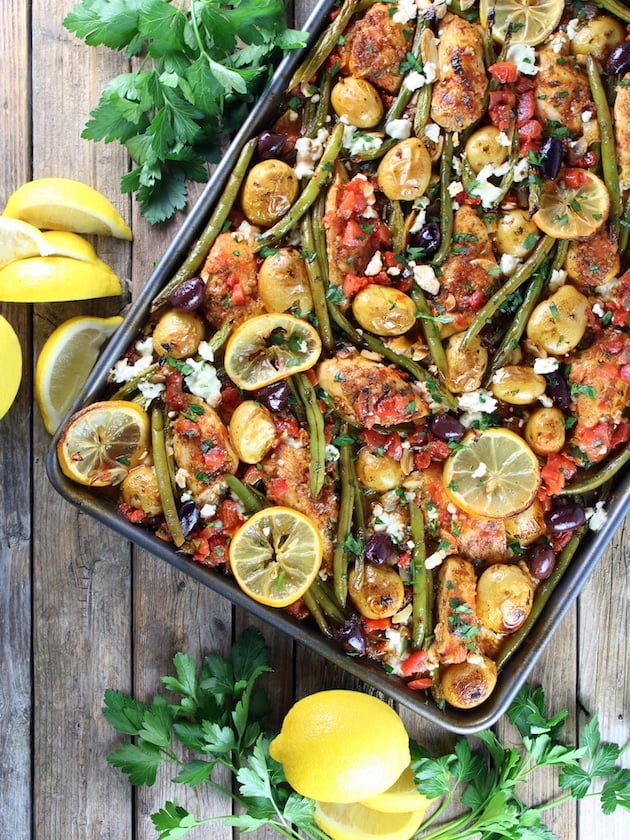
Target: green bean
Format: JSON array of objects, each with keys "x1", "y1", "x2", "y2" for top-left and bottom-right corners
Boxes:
[
  {"x1": 311, "y1": 576, "x2": 348, "y2": 625},
  {"x1": 110, "y1": 362, "x2": 160, "y2": 400},
  {"x1": 595, "y1": 0, "x2": 630, "y2": 22},
  {"x1": 223, "y1": 474, "x2": 267, "y2": 514},
  {"x1": 411, "y1": 285, "x2": 448, "y2": 378},
  {"x1": 460, "y1": 234, "x2": 556, "y2": 349},
  {"x1": 302, "y1": 587, "x2": 333, "y2": 637},
  {"x1": 431, "y1": 132, "x2": 454, "y2": 267},
  {"x1": 305, "y1": 72, "x2": 332, "y2": 138},
  {"x1": 383, "y1": 19, "x2": 427, "y2": 126},
  {"x1": 253, "y1": 123, "x2": 345, "y2": 252},
  {"x1": 312, "y1": 192, "x2": 330, "y2": 285},
  {"x1": 389, "y1": 200, "x2": 405, "y2": 255},
  {"x1": 150, "y1": 405, "x2": 185, "y2": 548},
  {"x1": 333, "y1": 431, "x2": 355, "y2": 607},
  {"x1": 294, "y1": 372, "x2": 327, "y2": 499},
  {"x1": 151, "y1": 138, "x2": 257, "y2": 311},
  {"x1": 208, "y1": 321, "x2": 233, "y2": 354},
  {"x1": 412, "y1": 84, "x2": 432, "y2": 137},
  {"x1": 620, "y1": 193, "x2": 630, "y2": 253},
  {"x1": 301, "y1": 213, "x2": 335, "y2": 352},
  {"x1": 409, "y1": 499, "x2": 428, "y2": 649},
  {"x1": 561, "y1": 442, "x2": 630, "y2": 496},
  {"x1": 587, "y1": 55, "x2": 621, "y2": 239},
  {"x1": 495, "y1": 526, "x2": 586, "y2": 672},
  {"x1": 488, "y1": 269, "x2": 546, "y2": 377},
  {"x1": 289, "y1": 0, "x2": 362, "y2": 89}
]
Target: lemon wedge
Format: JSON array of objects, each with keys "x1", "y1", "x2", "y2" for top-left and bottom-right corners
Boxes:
[
  {"x1": 479, "y1": 0, "x2": 565, "y2": 46},
  {"x1": 0, "y1": 217, "x2": 55, "y2": 268},
  {"x1": 0, "y1": 255, "x2": 122, "y2": 302},
  {"x1": 359, "y1": 766, "x2": 430, "y2": 814},
  {"x1": 36, "y1": 315, "x2": 123, "y2": 434},
  {"x1": 3, "y1": 177, "x2": 132, "y2": 240},
  {"x1": 0, "y1": 315, "x2": 23, "y2": 419},
  {"x1": 313, "y1": 800, "x2": 429, "y2": 840},
  {"x1": 41, "y1": 230, "x2": 99, "y2": 263}
]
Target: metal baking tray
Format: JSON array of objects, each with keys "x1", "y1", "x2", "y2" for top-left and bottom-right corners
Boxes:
[{"x1": 46, "y1": 0, "x2": 630, "y2": 733}]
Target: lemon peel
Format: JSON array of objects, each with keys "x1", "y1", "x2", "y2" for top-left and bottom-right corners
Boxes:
[
  {"x1": 41, "y1": 230, "x2": 99, "y2": 263},
  {"x1": 0, "y1": 315, "x2": 22, "y2": 419},
  {"x1": 0, "y1": 217, "x2": 55, "y2": 268},
  {"x1": 313, "y1": 800, "x2": 429, "y2": 840},
  {"x1": 0, "y1": 255, "x2": 122, "y2": 302}
]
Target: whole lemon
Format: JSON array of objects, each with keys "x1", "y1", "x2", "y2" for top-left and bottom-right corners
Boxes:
[{"x1": 269, "y1": 690, "x2": 411, "y2": 804}]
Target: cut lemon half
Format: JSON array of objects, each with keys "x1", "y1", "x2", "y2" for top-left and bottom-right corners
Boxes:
[
  {"x1": 42, "y1": 230, "x2": 99, "y2": 263},
  {"x1": 359, "y1": 766, "x2": 430, "y2": 814},
  {"x1": 57, "y1": 400, "x2": 150, "y2": 487},
  {"x1": 0, "y1": 217, "x2": 55, "y2": 268},
  {"x1": 443, "y1": 428, "x2": 541, "y2": 519},
  {"x1": 36, "y1": 315, "x2": 123, "y2": 435},
  {"x1": 3, "y1": 177, "x2": 132, "y2": 239},
  {"x1": 532, "y1": 170, "x2": 610, "y2": 240},
  {"x1": 224, "y1": 312, "x2": 322, "y2": 390},
  {"x1": 0, "y1": 255, "x2": 122, "y2": 302},
  {"x1": 228, "y1": 506, "x2": 323, "y2": 607},
  {"x1": 313, "y1": 800, "x2": 428, "y2": 840},
  {"x1": 479, "y1": 0, "x2": 564, "y2": 45},
  {"x1": 0, "y1": 315, "x2": 22, "y2": 419}
]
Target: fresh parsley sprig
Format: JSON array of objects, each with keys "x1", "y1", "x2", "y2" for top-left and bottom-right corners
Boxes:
[
  {"x1": 63, "y1": 0, "x2": 307, "y2": 223},
  {"x1": 104, "y1": 629, "x2": 630, "y2": 840}
]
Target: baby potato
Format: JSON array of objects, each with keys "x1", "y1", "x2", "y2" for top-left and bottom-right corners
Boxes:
[
  {"x1": 476, "y1": 563, "x2": 534, "y2": 634},
  {"x1": 228, "y1": 400, "x2": 277, "y2": 464},
  {"x1": 152, "y1": 309, "x2": 206, "y2": 358},
  {"x1": 490, "y1": 365, "x2": 547, "y2": 405},
  {"x1": 526, "y1": 284, "x2": 589, "y2": 354},
  {"x1": 352, "y1": 284, "x2": 417, "y2": 336},
  {"x1": 356, "y1": 447, "x2": 403, "y2": 493},
  {"x1": 570, "y1": 16, "x2": 625, "y2": 61},
  {"x1": 440, "y1": 656, "x2": 497, "y2": 710},
  {"x1": 258, "y1": 247, "x2": 313, "y2": 313},
  {"x1": 121, "y1": 466, "x2": 163, "y2": 517},
  {"x1": 377, "y1": 138, "x2": 432, "y2": 201},
  {"x1": 348, "y1": 563, "x2": 405, "y2": 620},
  {"x1": 241, "y1": 159, "x2": 299, "y2": 227},
  {"x1": 464, "y1": 125, "x2": 509, "y2": 174},
  {"x1": 495, "y1": 209, "x2": 539, "y2": 258},
  {"x1": 525, "y1": 406, "x2": 566, "y2": 455},
  {"x1": 331, "y1": 76, "x2": 384, "y2": 128},
  {"x1": 444, "y1": 331, "x2": 488, "y2": 394},
  {"x1": 505, "y1": 499, "x2": 547, "y2": 547}
]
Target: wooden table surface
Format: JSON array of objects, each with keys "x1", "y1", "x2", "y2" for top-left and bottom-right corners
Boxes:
[{"x1": 1, "y1": 1, "x2": 629, "y2": 838}]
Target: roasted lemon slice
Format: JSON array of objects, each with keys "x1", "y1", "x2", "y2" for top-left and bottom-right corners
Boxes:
[
  {"x1": 532, "y1": 170, "x2": 610, "y2": 240},
  {"x1": 480, "y1": 0, "x2": 564, "y2": 46}
]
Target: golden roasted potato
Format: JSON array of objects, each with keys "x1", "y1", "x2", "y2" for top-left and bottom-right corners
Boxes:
[
  {"x1": 377, "y1": 138, "x2": 432, "y2": 201},
  {"x1": 464, "y1": 126, "x2": 509, "y2": 174},
  {"x1": 444, "y1": 331, "x2": 488, "y2": 394},
  {"x1": 505, "y1": 499, "x2": 547, "y2": 547},
  {"x1": 120, "y1": 465, "x2": 163, "y2": 517},
  {"x1": 570, "y1": 15, "x2": 625, "y2": 61},
  {"x1": 490, "y1": 365, "x2": 547, "y2": 405},
  {"x1": 229, "y1": 400, "x2": 277, "y2": 464},
  {"x1": 152, "y1": 309, "x2": 206, "y2": 358},
  {"x1": 440, "y1": 655, "x2": 497, "y2": 709},
  {"x1": 258, "y1": 247, "x2": 313, "y2": 313},
  {"x1": 351, "y1": 285, "x2": 417, "y2": 336},
  {"x1": 495, "y1": 209, "x2": 540, "y2": 258},
  {"x1": 525, "y1": 406, "x2": 566, "y2": 455},
  {"x1": 356, "y1": 447, "x2": 403, "y2": 492},
  {"x1": 241, "y1": 159, "x2": 299, "y2": 227},
  {"x1": 331, "y1": 76, "x2": 384, "y2": 128},
  {"x1": 476, "y1": 563, "x2": 534, "y2": 634},
  {"x1": 526, "y1": 284, "x2": 590, "y2": 354},
  {"x1": 348, "y1": 563, "x2": 405, "y2": 620}
]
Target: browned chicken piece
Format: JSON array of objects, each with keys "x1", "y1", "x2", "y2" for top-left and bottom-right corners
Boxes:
[
  {"x1": 201, "y1": 225, "x2": 264, "y2": 330},
  {"x1": 430, "y1": 13, "x2": 488, "y2": 132},
  {"x1": 614, "y1": 72, "x2": 630, "y2": 189},
  {"x1": 318, "y1": 349, "x2": 429, "y2": 428},
  {"x1": 569, "y1": 328, "x2": 630, "y2": 463},
  {"x1": 565, "y1": 225, "x2": 620, "y2": 290},
  {"x1": 432, "y1": 556, "x2": 480, "y2": 665},
  {"x1": 430, "y1": 206, "x2": 500, "y2": 337},
  {"x1": 534, "y1": 49, "x2": 597, "y2": 137},
  {"x1": 338, "y1": 3, "x2": 414, "y2": 94},
  {"x1": 258, "y1": 427, "x2": 337, "y2": 573}
]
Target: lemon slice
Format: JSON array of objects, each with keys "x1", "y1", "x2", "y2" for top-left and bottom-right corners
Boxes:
[
  {"x1": 0, "y1": 217, "x2": 55, "y2": 268},
  {"x1": 224, "y1": 312, "x2": 322, "y2": 390},
  {"x1": 3, "y1": 177, "x2": 132, "y2": 239},
  {"x1": 532, "y1": 170, "x2": 610, "y2": 240},
  {"x1": 57, "y1": 400, "x2": 150, "y2": 486},
  {"x1": 36, "y1": 315, "x2": 123, "y2": 435},
  {"x1": 41, "y1": 230, "x2": 99, "y2": 263},
  {"x1": 228, "y1": 506, "x2": 323, "y2": 608},
  {"x1": 359, "y1": 766, "x2": 430, "y2": 814},
  {"x1": 0, "y1": 255, "x2": 122, "y2": 302},
  {"x1": 0, "y1": 315, "x2": 22, "y2": 419},
  {"x1": 313, "y1": 800, "x2": 428, "y2": 840},
  {"x1": 479, "y1": 0, "x2": 564, "y2": 45},
  {"x1": 443, "y1": 428, "x2": 541, "y2": 519}
]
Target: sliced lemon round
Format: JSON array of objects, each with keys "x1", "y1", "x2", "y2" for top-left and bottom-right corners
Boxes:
[
  {"x1": 3, "y1": 177, "x2": 132, "y2": 239},
  {"x1": 0, "y1": 217, "x2": 55, "y2": 268},
  {"x1": 0, "y1": 255, "x2": 122, "y2": 302},
  {"x1": 0, "y1": 315, "x2": 22, "y2": 419},
  {"x1": 36, "y1": 315, "x2": 123, "y2": 435},
  {"x1": 532, "y1": 170, "x2": 610, "y2": 240},
  {"x1": 313, "y1": 800, "x2": 428, "y2": 840},
  {"x1": 479, "y1": 0, "x2": 564, "y2": 45},
  {"x1": 228, "y1": 506, "x2": 323, "y2": 608},
  {"x1": 57, "y1": 400, "x2": 150, "y2": 487},
  {"x1": 42, "y1": 230, "x2": 99, "y2": 263},
  {"x1": 443, "y1": 428, "x2": 541, "y2": 519},
  {"x1": 359, "y1": 766, "x2": 430, "y2": 814},
  {"x1": 224, "y1": 312, "x2": 322, "y2": 390}
]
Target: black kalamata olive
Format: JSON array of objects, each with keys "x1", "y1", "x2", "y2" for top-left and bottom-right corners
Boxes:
[
  {"x1": 179, "y1": 500, "x2": 201, "y2": 537},
  {"x1": 546, "y1": 504, "x2": 586, "y2": 535},
  {"x1": 167, "y1": 276, "x2": 205, "y2": 311},
  {"x1": 607, "y1": 42, "x2": 630, "y2": 77},
  {"x1": 364, "y1": 533, "x2": 394, "y2": 566},
  {"x1": 539, "y1": 137, "x2": 563, "y2": 181},
  {"x1": 256, "y1": 131, "x2": 290, "y2": 160},
  {"x1": 408, "y1": 221, "x2": 441, "y2": 257},
  {"x1": 430, "y1": 414, "x2": 465, "y2": 442},
  {"x1": 528, "y1": 544, "x2": 556, "y2": 581},
  {"x1": 334, "y1": 620, "x2": 367, "y2": 656},
  {"x1": 254, "y1": 380, "x2": 290, "y2": 412},
  {"x1": 545, "y1": 370, "x2": 571, "y2": 411}
]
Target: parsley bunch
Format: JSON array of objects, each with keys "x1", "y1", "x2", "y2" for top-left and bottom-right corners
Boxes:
[
  {"x1": 104, "y1": 628, "x2": 630, "y2": 840},
  {"x1": 63, "y1": 0, "x2": 307, "y2": 223}
]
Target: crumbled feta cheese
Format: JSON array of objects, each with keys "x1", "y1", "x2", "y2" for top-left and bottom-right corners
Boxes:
[
  {"x1": 448, "y1": 180, "x2": 464, "y2": 198},
  {"x1": 497, "y1": 131, "x2": 512, "y2": 148},
  {"x1": 137, "y1": 380, "x2": 165, "y2": 405},
  {"x1": 425, "y1": 548, "x2": 449, "y2": 570},
  {"x1": 582, "y1": 110, "x2": 593, "y2": 123},
  {"x1": 393, "y1": 0, "x2": 417, "y2": 24},
  {"x1": 200, "y1": 503, "x2": 216, "y2": 519},
  {"x1": 111, "y1": 353, "x2": 154, "y2": 384},
  {"x1": 549, "y1": 269, "x2": 567, "y2": 292},
  {"x1": 404, "y1": 71, "x2": 427, "y2": 92},
  {"x1": 469, "y1": 174, "x2": 503, "y2": 208},
  {"x1": 175, "y1": 468, "x2": 189, "y2": 489},
  {"x1": 409, "y1": 196, "x2": 430, "y2": 233},
  {"x1": 342, "y1": 125, "x2": 383, "y2": 156},
  {"x1": 457, "y1": 389, "x2": 499, "y2": 414},
  {"x1": 386, "y1": 118, "x2": 412, "y2": 140},
  {"x1": 364, "y1": 250, "x2": 383, "y2": 276},
  {"x1": 586, "y1": 501, "x2": 608, "y2": 532},
  {"x1": 413, "y1": 263, "x2": 440, "y2": 295},
  {"x1": 325, "y1": 443, "x2": 340, "y2": 463},
  {"x1": 371, "y1": 504, "x2": 406, "y2": 544},
  {"x1": 533, "y1": 356, "x2": 559, "y2": 374},
  {"x1": 506, "y1": 43, "x2": 538, "y2": 76},
  {"x1": 513, "y1": 157, "x2": 530, "y2": 183},
  {"x1": 197, "y1": 340, "x2": 214, "y2": 362},
  {"x1": 538, "y1": 394, "x2": 554, "y2": 408},
  {"x1": 424, "y1": 122, "x2": 441, "y2": 144},
  {"x1": 592, "y1": 302, "x2": 605, "y2": 318},
  {"x1": 500, "y1": 254, "x2": 521, "y2": 275},
  {"x1": 566, "y1": 18, "x2": 580, "y2": 40},
  {"x1": 135, "y1": 336, "x2": 154, "y2": 356},
  {"x1": 294, "y1": 132, "x2": 326, "y2": 179},
  {"x1": 183, "y1": 358, "x2": 222, "y2": 406}
]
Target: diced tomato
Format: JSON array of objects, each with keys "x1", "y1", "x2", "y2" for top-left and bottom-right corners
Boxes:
[
  {"x1": 465, "y1": 288, "x2": 487, "y2": 311},
  {"x1": 276, "y1": 415, "x2": 300, "y2": 437},
  {"x1": 488, "y1": 89, "x2": 516, "y2": 131},
  {"x1": 364, "y1": 617, "x2": 391, "y2": 632},
  {"x1": 218, "y1": 499, "x2": 245, "y2": 534},
  {"x1": 269, "y1": 477, "x2": 290, "y2": 498},
  {"x1": 220, "y1": 384, "x2": 242, "y2": 412},
  {"x1": 611, "y1": 421, "x2": 630, "y2": 448},
  {"x1": 203, "y1": 446, "x2": 229, "y2": 470},
  {"x1": 489, "y1": 61, "x2": 519, "y2": 84},
  {"x1": 400, "y1": 649, "x2": 429, "y2": 677},
  {"x1": 119, "y1": 502, "x2": 149, "y2": 524},
  {"x1": 230, "y1": 282, "x2": 245, "y2": 305},
  {"x1": 343, "y1": 273, "x2": 370, "y2": 299},
  {"x1": 413, "y1": 450, "x2": 431, "y2": 470},
  {"x1": 173, "y1": 417, "x2": 199, "y2": 437},
  {"x1": 574, "y1": 422, "x2": 611, "y2": 455},
  {"x1": 192, "y1": 531, "x2": 230, "y2": 566},
  {"x1": 407, "y1": 677, "x2": 434, "y2": 691},
  {"x1": 563, "y1": 168, "x2": 590, "y2": 189},
  {"x1": 286, "y1": 598, "x2": 311, "y2": 621},
  {"x1": 164, "y1": 370, "x2": 187, "y2": 412},
  {"x1": 338, "y1": 180, "x2": 369, "y2": 218},
  {"x1": 518, "y1": 119, "x2": 543, "y2": 155},
  {"x1": 516, "y1": 90, "x2": 536, "y2": 126},
  {"x1": 374, "y1": 393, "x2": 413, "y2": 424},
  {"x1": 397, "y1": 550, "x2": 411, "y2": 569},
  {"x1": 541, "y1": 452, "x2": 577, "y2": 496},
  {"x1": 363, "y1": 429, "x2": 403, "y2": 460},
  {"x1": 424, "y1": 439, "x2": 451, "y2": 461}
]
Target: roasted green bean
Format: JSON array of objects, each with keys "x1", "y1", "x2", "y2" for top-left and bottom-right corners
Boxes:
[
  {"x1": 561, "y1": 442, "x2": 630, "y2": 496},
  {"x1": 411, "y1": 285, "x2": 448, "y2": 378},
  {"x1": 431, "y1": 132, "x2": 454, "y2": 267},
  {"x1": 301, "y1": 213, "x2": 335, "y2": 352},
  {"x1": 587, "y1": 55, "x2": 621, "y2": 239},
  {"x1": 333, "y1": 431, "x2": 355, "y2": 607},
  {"x1": 409, "y1": 499, "x2": 428, "y2": 649},
  {"x1": 289, "y1": 0, "x2": 362, "y2": 89},
  {"x1": 294, "y1": 372, "x2": 327, "y2": 499},
  {"x1": 223, "y1": 474, "x2": 267, "y2": 514},
  {"x1": 595, "y1": 0, "x2": 630, "y2": 22},
  {"x1": 302, "y1": 587, "x2": 333, "y2": 637},
  {"x1": 151, "y1": 405, "x2": 185, "y2": 548}
]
